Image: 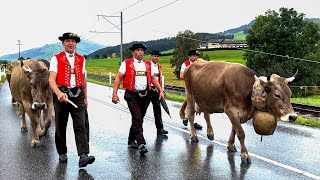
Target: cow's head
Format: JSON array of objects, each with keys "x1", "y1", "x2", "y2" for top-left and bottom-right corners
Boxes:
[
  {"x1": 255, "y1": 71, "x2": 298, "y2": 122},
  {"x1": 21, "y1": 61, "x2": 50, "y2": 110}
]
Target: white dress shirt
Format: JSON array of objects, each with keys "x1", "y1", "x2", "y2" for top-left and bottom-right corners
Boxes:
[
  {"x1": 180, "y1": 60, "x2": 193, "y2": 72},
  {"x1": 49, "y1": 51, "x2": 86, "y2": 87},
  {"x1": 119, "y1": 58, "x2": 147, "y2": 91}
]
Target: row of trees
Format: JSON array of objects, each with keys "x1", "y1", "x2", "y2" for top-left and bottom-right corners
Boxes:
[{"x1": 170, "y1": 7, "x2": 320, "y2": 86}]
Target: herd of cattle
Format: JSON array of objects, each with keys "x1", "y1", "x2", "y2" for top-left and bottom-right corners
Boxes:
[{"x1": 4, "y1": 59, "x2": 297, "y2": 164}]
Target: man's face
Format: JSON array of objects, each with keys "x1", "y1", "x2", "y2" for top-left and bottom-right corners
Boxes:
[
  {"x1": 151, "y1": 54, "x2": 160, "y2": 64},
  {"x1": 132, "y1": 48, "x2": 144, "y2": 60},
  {"x1": 189, "y1": 55, "x2": 198, "y2": 62},
  {"x1": 62, "y1": 39, "x2": 76, "y2": 53}
]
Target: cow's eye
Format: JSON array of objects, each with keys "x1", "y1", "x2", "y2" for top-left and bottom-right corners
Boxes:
[{"x1": 274, "y1": 94, "x2": 281, "y2": 99}]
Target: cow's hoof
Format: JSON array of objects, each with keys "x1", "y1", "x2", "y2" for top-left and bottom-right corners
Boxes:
[
  {"x1": 31, "y1": 141, "x2": 40, "y2": 147},
  {"x1": 191, "y1": 137, "x2": 199, "y2": 143},
  {"x1": 240, "y1": 153, "x2": 251, "y2": 164},
  {"x1": 21, "y1": 127, "x2": 28, "y2": 133},
  {"x1": 227, "y1": 145, "x2": 237, "y2": 152},
  {"x1": 207, "y1": 134, "x2": 214, "y2": 140}
]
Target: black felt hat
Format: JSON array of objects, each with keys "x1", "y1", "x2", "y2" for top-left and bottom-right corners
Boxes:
[
  {"x1": 58, "y1": 32, "x2": 80, "y2": 43},
  {"x1": 150, "y1": 50, "x2": 161, "y2": 56},
  {"x1": 187, "y1": 50, "x2": 200, "y2": 56},
  {"x1": 129, "y1": 43, "x2": 147, "y2": 51}
]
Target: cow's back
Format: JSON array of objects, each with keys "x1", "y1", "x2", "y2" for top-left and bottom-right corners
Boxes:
[{"x1": 184, "y1": 61, "x2": 256, "y2": 113}]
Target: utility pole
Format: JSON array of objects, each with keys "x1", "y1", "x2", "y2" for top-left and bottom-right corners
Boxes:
[
  {"x1": 90, "y1": 12, "x2": 124, "y2": 63},
  {"x1": 17, "y1": 40, "x2": 22, "y2": 59}
]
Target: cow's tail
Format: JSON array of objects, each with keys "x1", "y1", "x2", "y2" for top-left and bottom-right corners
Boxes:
[{"x1": 180, "y1": 100, "x2": 188, "y2": 120}]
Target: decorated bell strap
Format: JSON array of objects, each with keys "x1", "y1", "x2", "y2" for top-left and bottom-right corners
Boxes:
[{"x1": 251, "y1": 75, "x2": 267, "y2": 110}]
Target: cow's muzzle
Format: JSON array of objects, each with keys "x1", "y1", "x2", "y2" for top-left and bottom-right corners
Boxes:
[
  {"x1": 280, "y1": 113, "x2": 298, "y2": 122},
  {"x1": 32, "y1": 102, "x2": 46, "y2": 110}
]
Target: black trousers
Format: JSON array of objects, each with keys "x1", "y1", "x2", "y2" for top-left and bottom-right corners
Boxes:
[
  {"x1": 124, "y1": 90, "x2": 149, "y2": 145},
  {"x1": 145, "y1": 88, "x2": 163, "y2": 130},
  {"x1": 53, "y1": 87, "x2": 89, "y2": 156}
]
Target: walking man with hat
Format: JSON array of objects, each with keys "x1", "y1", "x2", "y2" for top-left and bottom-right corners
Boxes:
[
  {"x1": 112, "y1": 44, "x2": 165, "y2": 155},
  {"x1": 146, "y1": 50, "x2": 168, "y2": 136},
  {"x1": 180, "y1": 49, "x2": 203, "y2": 130},
  {"x1": 49, "y1": 32, "x2": 95, "y2": 168}
]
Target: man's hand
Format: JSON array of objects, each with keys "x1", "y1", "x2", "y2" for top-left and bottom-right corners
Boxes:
[
  {"x1": 84, "y1": 98, "x2": 88, "y2": 107},
  {"x1": 159, "y1": 91, "x2": 165, "y2": 100},
  {"x1": 57, "y1": 92, "x2": 68, "y2": 102},
  {"x1": 112, "y1": 93, "x2": 119, "y2": 104}
]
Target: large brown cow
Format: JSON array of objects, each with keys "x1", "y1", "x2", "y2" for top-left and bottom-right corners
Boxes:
[
  {"x1": 9, "y1": 59, "x2": 52, "y2": 147},
  {"x1": 180, "y1": 61, "x2": 297, "y2": 163}
]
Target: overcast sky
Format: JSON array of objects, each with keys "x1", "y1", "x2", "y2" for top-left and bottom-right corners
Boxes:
[{"x1": 0, "y1": 0, "x2": 319, "y2": 56}]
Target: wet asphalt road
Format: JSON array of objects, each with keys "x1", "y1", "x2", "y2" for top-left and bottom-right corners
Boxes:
[{"x1": 0, "y1": 81, "x2": 319, "y2": 180}]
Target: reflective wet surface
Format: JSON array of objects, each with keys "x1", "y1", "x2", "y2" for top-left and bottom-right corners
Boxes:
[{"x1": 0, "y1": 81, "x2": 319, "y2": 179}]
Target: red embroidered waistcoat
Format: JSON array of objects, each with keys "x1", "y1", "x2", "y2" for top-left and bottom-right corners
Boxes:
[
  {"x1": 184, "y1": 59, "x2": 191, "y2": 67},
  {"x1": 123, "y1": 58, "x2": 152, "y2": 91},
  {"x1": 56, "y1": 52, "x2": 84, "y2": 87}
]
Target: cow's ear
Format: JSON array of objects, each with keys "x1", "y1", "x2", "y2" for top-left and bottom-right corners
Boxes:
[{"x1": 22, "y1": 65, "x2": 32, "y2": 77}]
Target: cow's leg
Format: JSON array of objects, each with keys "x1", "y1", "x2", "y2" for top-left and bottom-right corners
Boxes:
[
  {"x1": 19, "y1": 103, "x2": 28, "y2": 133},
  {"x1": 225, "y1": 107, "x2": 251, "y2": 164},
  {"x1": 24, "y1": 106, "x2": 41, "y2": 147},
  {"x1": 186, "y1": 96, "x2": 198, "y2": 143},
  {"x1": 227, "y1": 126, "x2": 237, "y2": 152},
  {"x1": 204, "y1": 112, "x2": 214, "y2": 140},
  {"x1": 39, "y1": 101, "x2": 52, "y2": 137}
]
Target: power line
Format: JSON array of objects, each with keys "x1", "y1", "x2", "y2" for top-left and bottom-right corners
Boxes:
[
  {"x1": 83, "y1": 0, "x2": 144, "y2": 41},
  {"x1": 94, "y1": 0, "x2": 180, "y2": 34},
  {"x1": 239, "y1": 48, "x2": 320, "y2": 64},
  {"x1": 110, "y1": 0, "x2": 144, "y2": 16},
  {"x1": 124, "y1": 0, "x2": 180, "y2": 24}
]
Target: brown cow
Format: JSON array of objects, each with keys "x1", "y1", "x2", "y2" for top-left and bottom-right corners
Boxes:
[
  {"x1": 9, "y1": 59, "x2": 52, "y2": 147},
  {"x1": 180, "y1": 61, "x2": 297, "y2": 163}
]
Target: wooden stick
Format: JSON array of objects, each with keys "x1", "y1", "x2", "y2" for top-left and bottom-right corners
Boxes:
[{"x1": 66, "y1": 99, "x2": 78, "y2": 109}]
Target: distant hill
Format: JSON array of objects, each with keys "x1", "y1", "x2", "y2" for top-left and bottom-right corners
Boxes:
[
  {"x1": 88, "y1": 33, "x2": 233, "y2": 59},
  {"x1": 0, "y1": 39, "x2": 105, "y2": 61}
]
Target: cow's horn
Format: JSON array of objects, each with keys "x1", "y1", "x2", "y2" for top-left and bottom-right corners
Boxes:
[
  {"x1": 286, "y1": 69, "x2": 298, "y2": 83},
  {"x1": 254, "y1": 75, "x2": 260, "y2": 83}
]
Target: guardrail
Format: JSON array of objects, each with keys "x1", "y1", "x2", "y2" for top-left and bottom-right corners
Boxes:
[{"x1": 87, "y1": 73, "x2": 320, "y2": 117}]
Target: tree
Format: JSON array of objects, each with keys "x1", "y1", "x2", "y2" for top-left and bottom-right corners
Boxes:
[
  {"x1": 170, "y1": 30, "x2": 201, "y2": 79},
  {"x1": 102, "y1": 53, "x2": 108, "y2": 59},
  {"x1": 245, "y1": 7, "x2": 320, "y2": 86},
  {"x1": 83, "y1": 54, "x2": 88, "y2": 59},
  {"x1": 94, "y1": 54, "x2": 99, "y2": 59},
  {"x1": 123, "y1": 48, "x2": 132, "y2": 60}
]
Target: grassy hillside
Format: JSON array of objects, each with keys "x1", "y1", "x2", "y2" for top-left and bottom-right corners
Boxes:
[
  {"x1": 233, "y1": 31, "x2": 247, "y2": 40},
  {"x1": 86, "y1": 50, "x2": 245, "y2": 87}
]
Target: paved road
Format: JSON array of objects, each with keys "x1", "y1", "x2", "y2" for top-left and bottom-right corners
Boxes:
[{"x1": 0, "y1": 81, "x2": 319, "y2": 180}]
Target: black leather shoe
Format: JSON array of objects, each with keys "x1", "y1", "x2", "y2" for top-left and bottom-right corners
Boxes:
[
  {"x1": 139, "y1": 144, "x2": 148, "y2": 155},
  {"x1": 194, "y1": 123, "x2": 203, "y2": 130},
  {"x1": 128, "y1": 140, "x2": 138, "y2": 149},
  {"x1": 157, "y1": 129, "x2": 168, "y2": 135},
  {"x1": 59, "y1": 154, "x2": 68, "y2": 163},
  {"x1": 79, "y1": 153, "x2": 95, "y2": 168},
  {"x1": 183, "y1": 119, "x2": 188, "y2": 126}
]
